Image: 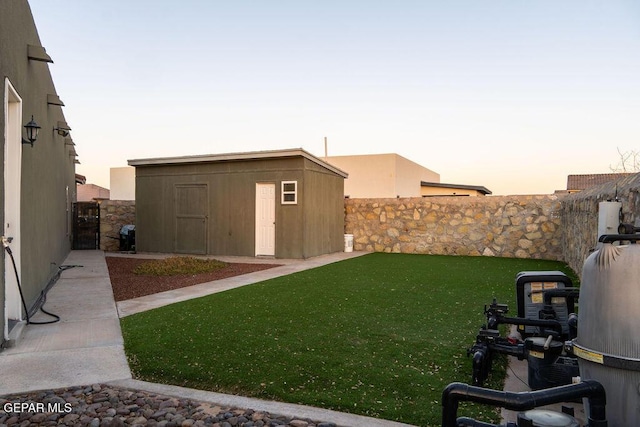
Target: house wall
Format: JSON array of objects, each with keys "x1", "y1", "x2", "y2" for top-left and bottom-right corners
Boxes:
[
  {"x1": 0, "y1": 1, "x2": 76, "y2": 336},
  {"x1": 394, "y1": 155, "x2": 441, "y2": 196},
  {"x1": 326, "y1": 154, "x2": 439, "y2": 198},
  {"x1": 134, "y1": 157, "x2": 344, "y2": 259},
  {"x1": 110, "y1": 166, "x2": 135, "y2": 200},
  {"x1": 77, "y1": 183, "x2": 110, "y2": 201}
]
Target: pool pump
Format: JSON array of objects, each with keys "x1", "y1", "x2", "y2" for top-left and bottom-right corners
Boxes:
[
  {"x1": 441, "y1": 380, "x2": 607, "y2": 427},
  {"x1": 467, "y1": 271, "x2": 580, "y2": 389}
]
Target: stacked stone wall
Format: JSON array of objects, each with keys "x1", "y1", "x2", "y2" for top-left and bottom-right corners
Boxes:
[
  {"x1": 345, "y1": 195, "x2": 563, "y2": 260},
  {"x1": 560, "y1": 174, "x2": 640, "y2": 275},
  {"x1": 99, "y1": 173, "x2": 640, "y2": 273},
  {"x1": 99, "y1": 200, "x2": 136, "y2": 251}
]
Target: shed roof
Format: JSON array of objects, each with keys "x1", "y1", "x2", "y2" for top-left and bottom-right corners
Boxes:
[{"x1": 128, "y1": 148, "x2": 348, "y2": 178}]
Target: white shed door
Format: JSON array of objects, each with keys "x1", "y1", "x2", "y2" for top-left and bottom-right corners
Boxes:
[{"x1": 255, "y1": 183, "x2": 275, "y2": 256}]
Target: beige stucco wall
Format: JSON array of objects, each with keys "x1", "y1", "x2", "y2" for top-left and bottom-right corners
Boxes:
[
  {"x1": 77, "y1": 183, "x2": 110, "y2": 201},
  {"x1": 326, "y1": 153, "x2": 439, "y2": 198},
  {"x1": 1, "y1": 0, "x2": 77, "y2": 336},
  {"x1": 110, "y1": 166, "x2": 135, "y2": 201}
]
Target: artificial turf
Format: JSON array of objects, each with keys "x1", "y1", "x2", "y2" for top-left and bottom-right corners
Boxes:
[{"x1": 120, "y1": 253, "x2": 577, "y2": 426}]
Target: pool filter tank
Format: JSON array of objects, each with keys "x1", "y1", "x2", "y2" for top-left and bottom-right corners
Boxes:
[{"x1": 573, "y1": 234, "x2": 640, "y2": 426}]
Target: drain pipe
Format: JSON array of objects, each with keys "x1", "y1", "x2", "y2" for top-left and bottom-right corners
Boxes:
[
  {"x1": 441, "y1": 380, "x2": 607, "y2": 427},
  {"x1": 492, "y1": 316, "x2": 563, "y2": 336}
]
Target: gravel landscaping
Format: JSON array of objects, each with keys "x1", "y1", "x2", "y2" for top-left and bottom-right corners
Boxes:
[{"x1": 0, "y1": 384, "x2": 337, "y2": 427}]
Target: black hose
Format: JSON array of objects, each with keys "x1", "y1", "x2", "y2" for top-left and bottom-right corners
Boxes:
[
  {"x1": 3, "y1": 245, "x2": 81, "y2": 325},
  {"x1": 5, "y1": 245, "x2": 30, "y2": 322}
]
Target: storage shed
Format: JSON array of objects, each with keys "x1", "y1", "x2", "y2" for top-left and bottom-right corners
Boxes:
[{"x1": 128, "y1": 149, "x2": 347, "y2": 259}]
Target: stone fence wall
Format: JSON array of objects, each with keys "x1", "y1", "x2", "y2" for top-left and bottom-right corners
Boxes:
[
  {"x1": 560, "y1": 174, "x2": 640, "y2": 275},
  {"x1": 345, "y1": 195, "x2": 563, "y2": 260},
  {"x1": 99, "y1": 200, "x2": 136, "y2": 252},
  {"x1": 100, "y1": 174, "x2": 640, "y2": 278}
]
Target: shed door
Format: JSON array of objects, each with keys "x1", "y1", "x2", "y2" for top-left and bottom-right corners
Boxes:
[
  {"x1": 175, "y1": 184, "x2": 208, "y2": 254},
  {"x1": 255, "y1": 183, "x2": 275, "y2": 256}
]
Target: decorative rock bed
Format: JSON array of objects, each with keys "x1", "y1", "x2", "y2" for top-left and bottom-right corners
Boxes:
[{"x1": 0, "y1": 384, "x2": 338, "y2": 427}]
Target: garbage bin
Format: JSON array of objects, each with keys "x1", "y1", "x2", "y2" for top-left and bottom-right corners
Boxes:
[
  {"x1": 344, "y1": 234, "x2": 353, "y2": 252},
  {"x1": 119, "y1": 224, "x2": 136, "y2": 251}
]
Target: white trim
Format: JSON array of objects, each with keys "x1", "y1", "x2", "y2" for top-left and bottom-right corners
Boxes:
[
  {"x1": 255, "y1": 183, "x2": 276, "y2": 257},
  {"x1": 281, "y1": 180, "x2": 298, "y2": 205},
  {"x1": 4, "y1": 78, "x2": 23, "y2": 339}
]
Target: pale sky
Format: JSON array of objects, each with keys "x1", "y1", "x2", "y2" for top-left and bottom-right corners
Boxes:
[{"x1": 29, "y1": 1, "x2": 640, "y2": 195}]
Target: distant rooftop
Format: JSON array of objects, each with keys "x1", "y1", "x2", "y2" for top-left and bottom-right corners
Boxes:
[
  {"x1": 566, "y1": 173, "x2": 637, "y2": 191},
  {"x1": 421, "y1": 181, "x2": 492, "y2": 195}
]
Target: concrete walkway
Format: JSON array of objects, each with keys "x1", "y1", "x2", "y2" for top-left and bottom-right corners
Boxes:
[
  {"x1": 1, "y1": 249, "x2": 416, "y2": 427},
  {"x1": 0, "y1": 251, "x2": 131, "y2": 394}
]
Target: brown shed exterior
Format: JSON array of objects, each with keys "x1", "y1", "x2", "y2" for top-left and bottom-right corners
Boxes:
[{"x1": 129, "y1": 149, "x2": 347, "y2": 259}]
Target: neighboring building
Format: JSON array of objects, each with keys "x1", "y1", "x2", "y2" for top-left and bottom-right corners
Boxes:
[
  {"x1": 1, "y1": 1, "x2": 78, "y2": 346},
  {"x1": 77, "y1": 183, "x2": 110, "y2": 202},
  {"x1": 129, "y1": 149, "x2": 347, "y2": 259},
  {"x1": 325, "y1": 153, "x2": 440, "y2": 198},
  {"x1": 110, "y1": 166, "x2": 135, "y2": 200},
  {"x1": 421, "y1": 182, "x2": 492, "y2": 197},
  {"x1": 564, "y1": 173, "x2": 638, "y2": 193}
]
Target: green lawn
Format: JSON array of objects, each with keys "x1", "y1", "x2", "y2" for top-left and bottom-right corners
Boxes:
[{"x1": 121, "y1": 253, "x2": 577, "y2": 426}]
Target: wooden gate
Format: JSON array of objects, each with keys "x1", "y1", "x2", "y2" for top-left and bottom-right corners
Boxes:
[{"x1": 73, "y1": 202, "x2": 100, "y2": 249}]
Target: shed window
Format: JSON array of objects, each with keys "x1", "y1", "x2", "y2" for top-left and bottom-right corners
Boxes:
[{"x1": 281, "y1": 181, "x2": 297, "y2": 204}]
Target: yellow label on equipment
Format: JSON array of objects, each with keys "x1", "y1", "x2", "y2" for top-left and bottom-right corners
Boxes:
[
  {"x1": 574, "y1": 346, "x2": 604, "y2": 364},
  {"x1": 529, "y1": 350, "x2": 544, "y2": 359},
  {"x1": 531, "y1": 293, "x2": 543, "y2": 303}
]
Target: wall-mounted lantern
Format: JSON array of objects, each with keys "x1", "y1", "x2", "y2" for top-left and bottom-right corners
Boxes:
[{"x1": 22, "y1": 115, "x2": 41, "y2": 147}]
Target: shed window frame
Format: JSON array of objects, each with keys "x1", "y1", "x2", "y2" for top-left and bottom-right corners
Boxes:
[{"x1": 281, "y1": 180, "x2": 298, "y2": 205}]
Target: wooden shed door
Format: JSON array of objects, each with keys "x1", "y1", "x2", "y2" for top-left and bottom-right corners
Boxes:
[
  {"x1": 255, "y1": 183, "x2": 275, "y2": 256},
  {"x1": 175, "y1": 184, "x2": 208, "y2": 254}
]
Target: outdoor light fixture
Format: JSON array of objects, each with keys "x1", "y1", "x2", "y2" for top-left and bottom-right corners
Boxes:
[
  {"x1": 22, "y1": 115, "x2": 41, "y2": 146},
  {"x1": 54, "y1": 121, "x2": 71, "y2": 137}
]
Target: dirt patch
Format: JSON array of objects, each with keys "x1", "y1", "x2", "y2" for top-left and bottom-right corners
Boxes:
[{"x1": 106, "y1": 256, "x2": 280, "y2": 302}]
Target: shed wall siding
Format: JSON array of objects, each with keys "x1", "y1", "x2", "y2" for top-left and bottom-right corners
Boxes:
[
  {"x1": 302, "y1": 160, "x2": 345, "y2": 257},
  {"x1": 135, "y1": 156, "x2": 344, "y2": 259}
]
